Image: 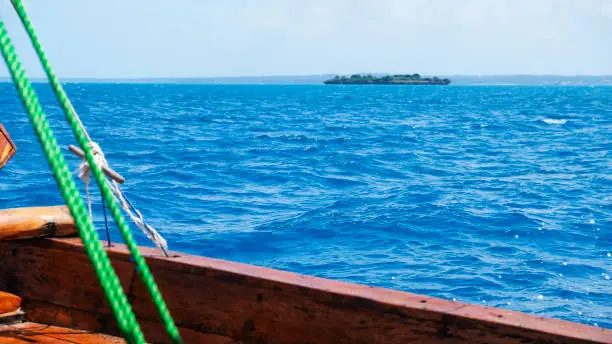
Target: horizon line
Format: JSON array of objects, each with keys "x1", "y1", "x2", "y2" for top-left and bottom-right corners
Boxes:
[{"x1": 1, "y1": 73, "x2": 612, "y2": 81}]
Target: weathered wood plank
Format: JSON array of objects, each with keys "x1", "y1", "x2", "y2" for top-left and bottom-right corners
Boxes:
[
  {"x1": 0, "y1": 322, "x2": 126, "y2": 343},
  {"x1": 0, "y1": 206, "x2": 77, "y2": 240},
  {"x1": 22, "y1": 300, "x2": 238, "y2": 344},
  {"x1": 0, "y1": 123, "x2": 16, "y2": 170},
  {"x1": 0, "y1": 238, "x2": 609, "y2": 344}
]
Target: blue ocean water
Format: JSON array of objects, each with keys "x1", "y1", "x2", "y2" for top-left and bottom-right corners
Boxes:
[{"x1": 0, "y1": 84, "x2": 610, "y2": 328}]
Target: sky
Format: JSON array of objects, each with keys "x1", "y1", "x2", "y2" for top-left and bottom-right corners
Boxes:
[{"x1": 0, "y1": 0, "x2": 610, "y2": 78}]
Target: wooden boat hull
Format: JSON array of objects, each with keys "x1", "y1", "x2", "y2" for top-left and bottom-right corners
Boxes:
[
  {"x1": 0, "y1": 124, "x2": 16, "y2": 170},
  {"x1": 0, "y1": 206, "x2": 77, "y2": 240},
  {"x1": 0, "y1": 236, "x2": 609, "y2": 344}
]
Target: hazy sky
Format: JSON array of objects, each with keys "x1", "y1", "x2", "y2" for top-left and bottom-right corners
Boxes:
[{"x1": 0, "y1": 0, "x2": 610, "y2": 78}]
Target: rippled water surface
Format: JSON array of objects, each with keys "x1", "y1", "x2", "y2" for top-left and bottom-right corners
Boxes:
[{"x1": 1, "y1": 84, "x2": 610, "y2": 328}]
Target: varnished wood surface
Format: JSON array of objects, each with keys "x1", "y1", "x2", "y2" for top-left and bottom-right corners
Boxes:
[
  {"x1": 0, "y1": 292, "x2": 21, "y2": 315},
  {"x1": 0, "y1": 237, "x2": 609, "y2": 344},
  {"x1": 0, "y1": 206, "x2": 77, "y2": 241},
  {"x1": 0, "y1": 322, "x2": 126, "y2": 343},
  {"x1": 0, "y1": 124, "x2": 16, "y2": 170}
]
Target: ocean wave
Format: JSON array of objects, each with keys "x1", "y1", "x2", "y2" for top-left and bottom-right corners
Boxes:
[
  {"x1": 1, "y1": 84, "x2": 610, "y2": 328},
  {"x1": 542, "y1": 118, "x2": 568, "y2": 125}
]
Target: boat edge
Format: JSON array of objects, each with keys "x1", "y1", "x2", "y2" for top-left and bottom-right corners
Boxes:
[{"x1": 8, "y1": 237, "x2": 610, "y2": 344}]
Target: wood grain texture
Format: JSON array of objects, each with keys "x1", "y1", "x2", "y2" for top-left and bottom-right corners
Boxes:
[
  {"x1": 0, "y1": 322, "x2": 126, "y2": 343},
  {"x1": 0, "y1": 206, "x2": 77, "y2": 240},
  {"x1": 0, "y1": 292, "x2": 21, "y2": 315},
  {"x1": 0, "y1": 237, "x2": 609, "y2": 344},
  {"x1": 0, "y1": 123, "x2": 16, "y2": 170}
]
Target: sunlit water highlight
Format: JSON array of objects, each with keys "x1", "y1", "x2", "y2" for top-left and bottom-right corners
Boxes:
[{"x1": 1, "y1": 84, "x2": 610, "y2": 328}]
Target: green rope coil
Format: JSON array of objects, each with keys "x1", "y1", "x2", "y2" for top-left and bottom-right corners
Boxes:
[
  {"x1": 8, "y1": 1, "x2": 182, "y2": 343},
  {"x1": 0, "y1": 20, "x2": 145, "y2": 344}
]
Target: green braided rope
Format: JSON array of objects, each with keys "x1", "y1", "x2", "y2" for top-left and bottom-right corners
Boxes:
[
  {"x1": 9, "y1": 1, "x2": 182, "y2": 343},
  {"x1": 0, "y1": 20, "x2": 145, "y2": 344}
]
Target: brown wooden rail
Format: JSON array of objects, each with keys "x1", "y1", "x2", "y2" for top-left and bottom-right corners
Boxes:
[
  {"x1": 0, "y1": 206, "x2": 77, "y2": 241},
  {"x1": 0, "y1": 237, "x2": 609, "y2": 344}
]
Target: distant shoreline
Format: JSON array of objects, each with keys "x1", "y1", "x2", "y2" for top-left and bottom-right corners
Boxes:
[
  {"x1": 0, "y1": 75, "x2": 610, "y2": 86},
  {"x1": 323, "y1": 74, "x2": 451, "y2": 85}
]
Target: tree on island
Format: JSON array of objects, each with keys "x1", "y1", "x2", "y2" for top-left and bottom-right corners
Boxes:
[{"x1": 323, "y1": 73, "x2": 450, "y2": 85}]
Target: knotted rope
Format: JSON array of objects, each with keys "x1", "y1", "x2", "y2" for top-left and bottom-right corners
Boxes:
[
  {"x1": 76, "y1": 142, "x2": 169, "y2": 255},
  {"x1": 77, "y1": 142, "x2": 105, "y2": 217}
]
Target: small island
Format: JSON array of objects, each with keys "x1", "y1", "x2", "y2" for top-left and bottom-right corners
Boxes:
[{"x1": 324, "y1": 74, "x2": 451, "y2": 85}]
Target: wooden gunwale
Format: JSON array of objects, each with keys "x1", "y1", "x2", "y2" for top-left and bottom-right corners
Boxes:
[
  {"x1": 0, "y1": 206, "x2": 77, "y2": 241},
  {"x1": 0, "y1": 234, "x2": 609, "y2": 344}
]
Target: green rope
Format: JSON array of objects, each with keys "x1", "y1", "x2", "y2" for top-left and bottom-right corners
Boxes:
[
  {"x1": 9, "y1": 1, "x2": 182, "y2": 343},
  {"x1": 0, "y1": 20, "x2": 145, "y2": 344}
]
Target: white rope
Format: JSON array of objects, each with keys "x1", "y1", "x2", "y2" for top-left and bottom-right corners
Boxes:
[
  {"x1": 76, "y1": 141, "x2": 169, "y2": 255},
  {"x1": 77, "y1": 142, "x2": 105, "y2": 218},
  {"x1": 109, "y1": 179, "x2": 168, "y2": 255}
]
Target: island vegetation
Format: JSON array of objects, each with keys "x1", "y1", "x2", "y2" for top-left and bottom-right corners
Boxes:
[{"x1": 324, "y1": 74, "x2": 451, "y2": 85}]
